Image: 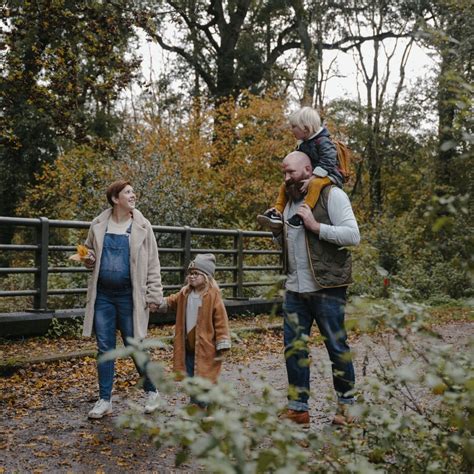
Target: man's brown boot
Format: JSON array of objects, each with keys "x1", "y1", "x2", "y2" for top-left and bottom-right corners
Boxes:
[
  {"x1": 279, "y1": 409, "x2": 310, "y2": 427},
  {"x1": 332, "y1": 403, "x2": 357, "y2": 426}
]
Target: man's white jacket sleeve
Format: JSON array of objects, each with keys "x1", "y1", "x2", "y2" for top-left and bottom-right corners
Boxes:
[{"x1": 319, "y1": 188, "x2": 360, "y2": 247}]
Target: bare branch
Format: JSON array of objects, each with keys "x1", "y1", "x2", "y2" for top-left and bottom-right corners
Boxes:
[
  {"x1": 167, "y1": 0, "x2": 220, "y2": 51},
  {"x1": 385, "y1": 37, "x2": 414, "y2": 140},
  {"x1": 324, "y1": 30, "x2": 415, "y2": 53},
  {"x1": 144, "y1": 29, "x2": 217, "y2": 94}
]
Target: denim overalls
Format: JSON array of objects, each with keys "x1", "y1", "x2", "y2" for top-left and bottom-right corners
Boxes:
[{"x1": 93, "y1": 223, "x2": 156, "y2": 400}]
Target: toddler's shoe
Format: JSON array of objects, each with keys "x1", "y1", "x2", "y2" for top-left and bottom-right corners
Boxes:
[
  {"x1": 257, "y1": 209, "x2": 283, "y2": 231},
  {"x1": 286, "y1": 214, "x2": 303, "y2": 228}
]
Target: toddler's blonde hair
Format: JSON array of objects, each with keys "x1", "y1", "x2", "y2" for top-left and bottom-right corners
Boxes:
[
  {"x1": 183, "y1": 272, "x2": 220, "y2": 294},
  {"x1": 288, "y1": 106, "x2": 321, "y2": 136}
]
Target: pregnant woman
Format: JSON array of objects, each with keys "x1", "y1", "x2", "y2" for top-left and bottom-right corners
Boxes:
[{"x1": 82, "y1": 180, "x2": 163, "y2": 419}]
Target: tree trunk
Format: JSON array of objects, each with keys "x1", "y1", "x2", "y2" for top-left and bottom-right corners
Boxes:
[
  {"x1": 436, "y1": 47, "x2": 457, "y2": 187},
  {"x1": 366, "y1": 78, "x2": 382, "y2": 214}
]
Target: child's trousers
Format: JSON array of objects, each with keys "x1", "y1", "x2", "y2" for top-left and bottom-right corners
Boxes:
[{"x1": 185, "y1": 350, "x2": 208, "y2": 408}]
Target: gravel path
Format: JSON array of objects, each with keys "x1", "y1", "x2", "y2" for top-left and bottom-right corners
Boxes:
[{"x1": 1, "y1": 320, "x2": 472, "y2": 473}]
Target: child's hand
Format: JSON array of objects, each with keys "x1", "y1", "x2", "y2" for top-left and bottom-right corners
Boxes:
[
  {"x1": 265, "y1": 207, "x2": 282, "y2": 218},
  {"x1": 300, "y1": 176, "x2": 315, "y2": 193},
  {"x1": 152, "y1": 298, "x2": 168, "y2": 313},
  {"x1": 215, "y1": 348, "x2": 230, "y2": 361}
]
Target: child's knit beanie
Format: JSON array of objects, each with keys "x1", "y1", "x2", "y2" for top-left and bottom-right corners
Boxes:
[{"x1": 188, "y1": 253, "x2": 216, "y2": 277}]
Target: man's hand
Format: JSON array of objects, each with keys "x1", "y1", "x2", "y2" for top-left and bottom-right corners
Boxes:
[
  {"x1": 296, "y1": 203, "x2": 320, "y2": 234},
  {"x1": 148, "y1": 303, "x2": 159, "y2": 313},
  {"x1": 299, "y1": 176, "x2": 315, "y2": 193}
]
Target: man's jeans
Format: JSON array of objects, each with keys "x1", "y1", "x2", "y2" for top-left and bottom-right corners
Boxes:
[
  {"x1": 283, "y1": 287, "x2": 355, "y2": 412},
  {"x1": 94, "y1": 288, "x2": 156, "y2": 401}
]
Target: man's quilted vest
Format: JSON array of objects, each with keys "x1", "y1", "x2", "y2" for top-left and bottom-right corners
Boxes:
[{"x1": 305, "y1": 186, "x2": 353, "y2": 287}]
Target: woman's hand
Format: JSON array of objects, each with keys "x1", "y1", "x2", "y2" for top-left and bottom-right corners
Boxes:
[
  {"x1": 299, "y1": 176, "x2": 315, "y2": 193},
  {"x1": 83, "y1": 252, "x2": 96, "y2": 269}
]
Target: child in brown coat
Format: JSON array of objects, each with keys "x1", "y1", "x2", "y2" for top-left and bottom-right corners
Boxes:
[{"x1": 162, "y1": 254, "x2": 231, "y2": 405}]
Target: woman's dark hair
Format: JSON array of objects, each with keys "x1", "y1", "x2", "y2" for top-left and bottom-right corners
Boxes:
[{"x1": 106, "y1": 180, "x2": 131, "y2": 207}]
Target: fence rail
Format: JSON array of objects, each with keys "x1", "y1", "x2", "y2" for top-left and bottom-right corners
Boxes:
[{"x1": 0, "y1": 216, "x2": 282, "y2": 312}]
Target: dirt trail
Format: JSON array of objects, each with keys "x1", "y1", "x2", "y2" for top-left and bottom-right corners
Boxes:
[{"x1": 1, "y1": 321, "x2": 472, "y2": 473}]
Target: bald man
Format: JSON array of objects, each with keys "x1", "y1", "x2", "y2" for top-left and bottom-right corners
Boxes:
[{"x1": 273, "y1": 151, "x2": 360, "y2": 427}]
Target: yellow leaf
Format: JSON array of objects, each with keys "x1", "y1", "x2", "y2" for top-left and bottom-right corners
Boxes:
[{"x1": 69, "y1": 244, "x2": 89, "y2": 261}]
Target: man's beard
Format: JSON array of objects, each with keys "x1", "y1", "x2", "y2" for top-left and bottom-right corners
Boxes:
[{"x1": 286, "y1": 180, "x2": 306, "y2": 200}]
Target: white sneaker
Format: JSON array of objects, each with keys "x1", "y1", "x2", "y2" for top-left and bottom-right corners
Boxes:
[
  {"x1": 144, "y1": 391, "x2": 161, "y2": 414},
  {"x1": 88, "y1": 399, "x2": 112, "y2": 419}
]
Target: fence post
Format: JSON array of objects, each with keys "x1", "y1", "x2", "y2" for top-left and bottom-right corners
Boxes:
[
  {"x1": 234, "y1": 230, "x2": 244, "y2": 298},
  {"x1": 34, "y1": 217, "x2": 49, "y2": 311},
  {"x1": 181, "y1": 226, "x2": 192, "y2": 280}
]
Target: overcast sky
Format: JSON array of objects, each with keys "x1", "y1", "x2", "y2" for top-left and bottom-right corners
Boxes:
[{"x1": 134, "y1": 32, "x2": 436, "y2": 106}]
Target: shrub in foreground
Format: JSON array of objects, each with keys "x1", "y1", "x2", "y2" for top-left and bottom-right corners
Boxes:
[{"x1": 106, "y1": 295, "x2": 473, "y2": 473}]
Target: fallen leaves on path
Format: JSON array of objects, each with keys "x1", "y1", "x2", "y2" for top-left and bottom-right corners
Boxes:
[
  {"x1": 0, "y1": 322, "x2": 283, "y2": 472},
  {"x1": 0, "y1": 314, "x2": 281, "y2": 363},
  {"x1": 1, "y1": 309, "x2": 470, "y2": 472}
]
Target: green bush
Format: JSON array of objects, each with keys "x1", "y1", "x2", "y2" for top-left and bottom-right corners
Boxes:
[
  {"x1": 0, "y1": 273, "x2": 34, "y2": 312},
  {"x1": 45, "y1": 317, "x2": 83, "y2": 338},
  {"x1": 350, "y1": 241, "x2": 385, "y2": 297},
  {"x1": 396, "y1": 257, "x2": 471, "y2": 300},
  {"x1": 350, "y1": 189, "x2": 472, "y2": 301},
  {"x1": 108, "y1": 294, "x2": 473, "y2": 473}
]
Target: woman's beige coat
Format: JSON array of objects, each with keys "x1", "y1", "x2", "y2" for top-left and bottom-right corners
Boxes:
[
  {"x1": 167, "y1": 286, "x2": 230, "y2": 383},
  {"x1": 82, "y1": 208, "x2": 163, "y2": 338}
]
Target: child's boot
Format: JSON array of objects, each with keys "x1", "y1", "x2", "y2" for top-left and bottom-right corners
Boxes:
[
  {"x1": 286, "y1": 214, "x2": 303, "y2": 228},
  {"x1": 257, "y1": 209, "x2": 283, "y2": 231}
]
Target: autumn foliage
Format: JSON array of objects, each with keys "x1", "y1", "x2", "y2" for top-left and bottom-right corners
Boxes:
[{"x1": 20, "y1": 92, "x2": 294, "y2": 230}]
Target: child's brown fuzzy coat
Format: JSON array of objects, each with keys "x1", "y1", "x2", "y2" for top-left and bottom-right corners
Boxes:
[{"x1": 167, "y1": 286, "x2": 230, "y2": 383}]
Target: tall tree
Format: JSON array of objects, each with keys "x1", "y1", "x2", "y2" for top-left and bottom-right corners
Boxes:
[
  {"x1": 138, "y1": 1, "x2": 425, "y2": 109},
  {"x1": 337, "y1": 0, "x2": 419, "y2": 214},
  {"x1": 136, "y1": 0, "x2": 300, "y2": 104},
  {"x1": 0, "y1": 0, "x2": 140, "y2": 226},
  {"x1": 415, "y1": 0, "x2": 473, "y2": 188},
  {"x1": 287, "y1": 0, "x2": 421, "y2": 109}
]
